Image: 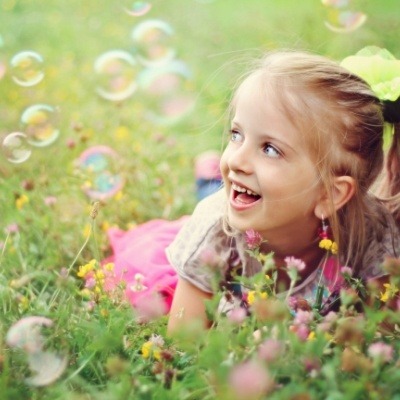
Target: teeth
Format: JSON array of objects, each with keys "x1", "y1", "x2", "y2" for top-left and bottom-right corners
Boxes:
[{"x1": 232, "y1": 182, "x2": 258, "y2": 196}]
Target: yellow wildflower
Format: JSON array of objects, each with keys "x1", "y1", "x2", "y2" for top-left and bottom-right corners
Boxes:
[
  {"x1": 95, "y1": 270, "x2": 105, "y2": 281},
  {"x1": 247, "y1": 290, "x2": 268, "y2": 306},
  {"x1": 104, "y1": 262, "x2": 114, "y2": 271},
  {"x1": 380, "y1": 283, "x2": 399, "y2": 303},
  {"x1": 77, "y1": 259, "x2": 96, "y2": 278},
  {"x1": 16, "y1": 194, "x2": 29, "y2": 210},
  {"x1": 115, "y1": 126, "x2": 129, "y2": 140},
  {"x1": 141, "y1": 341, "x2": 161, "y2": 360},
  {"x1": 100, "y1": 308, "x2": 109, "y2": 318},
  {"x1": 307, "y1": 331, "x2": 316, "y2": 341},
  {"x1": 101, "y1": 221, "x2": 110, "y2": 232},
  {"x1": 114, "y1": 191, "x2": 123, "y2": 201}
]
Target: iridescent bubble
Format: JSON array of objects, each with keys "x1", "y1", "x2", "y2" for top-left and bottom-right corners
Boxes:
[
  {"x1": 124, "y1": 1, "x2": 152, "y2": 16},
  {"x1": 10, "y1": 51, "x2": 44, "y2": 87},
  {"x1": 138, "y1": 60, "x2": 196, "y2": 125},
  {"x1": 20, "y1": 104, "x2": 60, "y2": 147},
  {"x1": 0, "y1": 61, "x2": 6, "y2": 80},
  {"x1": 325, "y1": 10, "x2": 367, "y2": 32},
  {"x1": 131, "y1": 19, "x2": 175, "y2": 66},
  {"x1": 77, "y1": 145, "x2": 124, "y2": 200},
  {"x1": 6, "y1": 316, "x2": 68, "y2": 387},
  {"x1": 6, "y1": 316, "x2": 53, "y2": 353},
  {"x1": 94, "y1": 50, "x2": 138, "y2": 102},
  {"x1": 2, "y1": 132, "x2": 32, "y2": 164},
  {"x1": 321, "y1": 0, "x2": 349, "y2": 8}
]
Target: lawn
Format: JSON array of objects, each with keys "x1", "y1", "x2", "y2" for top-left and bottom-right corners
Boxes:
[{"x1": 1, "y1": 1, "x2": 400, "y2": 399}]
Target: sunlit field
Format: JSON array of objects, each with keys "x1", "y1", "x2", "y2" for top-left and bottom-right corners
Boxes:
[{"x1": 1, "y1": 1, "x2": 400, "y2": 399}]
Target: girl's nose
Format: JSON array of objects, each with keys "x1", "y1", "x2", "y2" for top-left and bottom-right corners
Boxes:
[{"x1": 227, "y1": 143, "x2": 253, "y2": 174}]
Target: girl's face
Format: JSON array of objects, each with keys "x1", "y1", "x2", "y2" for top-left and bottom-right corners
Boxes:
[{"x1": 220, "y1": 74, "x2": 325, "y2": 247}]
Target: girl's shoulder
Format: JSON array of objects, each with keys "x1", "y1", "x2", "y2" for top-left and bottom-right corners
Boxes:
[{"x1": 166, "y1": 190, "x2": 232, "y2": 292}]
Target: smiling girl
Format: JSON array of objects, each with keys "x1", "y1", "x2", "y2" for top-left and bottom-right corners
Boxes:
[{"x1": 166, "y1": 50, "x2": 400, "y2": 333}]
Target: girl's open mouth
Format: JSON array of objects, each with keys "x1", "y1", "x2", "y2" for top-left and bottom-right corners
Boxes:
[{"x1": 231, "y1": 182, "x2": 261, "y2": 205}]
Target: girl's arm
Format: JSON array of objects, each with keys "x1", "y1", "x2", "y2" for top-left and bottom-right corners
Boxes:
[{"x1": 167, "y1": 277, "x2": 212, "y2": 335}]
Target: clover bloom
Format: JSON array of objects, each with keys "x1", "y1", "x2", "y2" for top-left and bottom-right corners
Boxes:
[
  {"x1": 245, "y1": 229, "x2": 263, "y2": 250},
  {"x1": 368, "y1": 342, "x2": 394, "y2": 363}
]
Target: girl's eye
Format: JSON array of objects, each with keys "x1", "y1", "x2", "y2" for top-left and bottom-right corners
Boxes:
[
  {"x1": 230, "y1": 130, "x2": 243, "y2": 143},
  {"x1": 263, "y1": 143, "x2": 281, "y2": 158}
]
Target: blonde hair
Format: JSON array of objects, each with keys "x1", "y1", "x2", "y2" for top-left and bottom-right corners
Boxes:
[{"x1": 230, "y1": 50, "x2": 400, "y2": 275}]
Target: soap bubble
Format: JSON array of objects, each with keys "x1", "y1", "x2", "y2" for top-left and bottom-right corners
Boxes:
[
  {"x1": 6, "y1": 316, "x2": 53, "y2": 352},
  {"x1": 124, "y1": 1, "x2": 152, "y2": 16},
  {"x1": 6, "y1": 316, "x2": 68, "y2": 387},
  {"x1": 77, "y1": 145, "x2": 124, "y2": 200},
  {"x1": 10, "y1": 51, "x2": 44, "y2": 87},
  {"x1": 321, "y1": 0, "x2": 349, "y2": 7},
  {"x1": 20, "y1": 104, "x2": 60, "y2": 147},
  {"x1": 0, "y1": 61, "x2": 6, "y2": 80},
  {"x1": 131, "y1": 19, "x2": 175, "y2": 66},
  {"x1": 325, "y1": 10, "x2": 367, "y2": 32},
  {"x1": 138, "y1": 60, "x2": 196, "y2": 125},
  {"x1": 2, "y1": 132, "x2": 32, "y2": 164},
  {"x1": 322, "y1": 0, "x2": 367, "y2": 33},
  {"x1": 94, "y1": 50, "x2": 138, "y2": 102}
]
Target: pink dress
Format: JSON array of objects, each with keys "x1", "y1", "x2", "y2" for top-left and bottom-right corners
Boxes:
[{"x1": 104, "y1": 217, "x2": 188, "y2": 310}]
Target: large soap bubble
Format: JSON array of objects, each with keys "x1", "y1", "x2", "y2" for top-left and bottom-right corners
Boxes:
[
  {"x1": 138, "y1": 60, "x2": 196, "y2": 125},
  {"x1": 131, "y1": 19, "x2": 175, "y2": 66},
  {"x1": 6, "y1": 316, "x2": 68, "y2": 387},
  {"x1": 94, "y1": 50, "x2": 139, "y2": 102},
  {"x1": 2, "y1": 132, "x2": 32, "y2": 163},
  {"x1": 10, "y1": 51, "x2": 44, "y2": 87},
  {"x1": 77, "y1": 145, "x2": 124, "y2": 200},
  {"x1": 20, "y1": 104, "x2": 60, "y2": 147}
]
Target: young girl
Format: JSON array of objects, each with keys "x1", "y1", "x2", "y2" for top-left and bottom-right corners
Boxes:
[
  {"x1": 165, "y1": 50, "x2": 400, "y2": 333},
  {"x1": 105, "y1": 50, "x2": 400, "y2": 332}
]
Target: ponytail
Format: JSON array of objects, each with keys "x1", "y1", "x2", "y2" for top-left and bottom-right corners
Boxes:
[{"x1": 375, "y1": 111, "x2": 400, "y2": 227}]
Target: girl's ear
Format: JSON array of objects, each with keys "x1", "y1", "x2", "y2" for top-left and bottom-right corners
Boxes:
[{"x1": 314, "y1": 176, "x2": 356, "y2": 218}]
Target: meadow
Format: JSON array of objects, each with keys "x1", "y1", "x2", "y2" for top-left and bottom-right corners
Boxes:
[{"x1": 1, "y1": 0, "x2": 400, "y2": 399}]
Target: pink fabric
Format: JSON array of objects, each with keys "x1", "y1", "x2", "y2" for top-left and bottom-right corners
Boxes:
[{"x1": 104, "y1": 216, "x2": 188, "y2": 311}]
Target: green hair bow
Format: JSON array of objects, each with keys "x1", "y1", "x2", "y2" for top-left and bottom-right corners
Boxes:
[
  {"x1": 341, "y1": 46, "x2": 400, "y2": 102},
  {"x1": 341, "y1": 46, "x2": 400, "y2": 148}
]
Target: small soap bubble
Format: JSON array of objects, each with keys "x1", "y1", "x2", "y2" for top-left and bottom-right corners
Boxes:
[
  {"x1": 94, "y1": 50, "x2": 138, "y2": 102},
  {"x1": 10, "y1": 51, "x2": 44, "y2": 87},
  {"x1": 2, "y1": 132, "x2": 32, "y2": 164},
  {"x1": 325, "y1": 10, "x2": 367, "y2": 32},
  {"x1": 131, "y1": 19, "x2": 175, "y2": 66},
  {"x1": 20, "y1": 104, "x2": 60, "y2": 147},
  {"x1": 138, "y1": 60, "x2": 196, "y2": 125},
  {"x1": 321, "y1": 0, "x2": 349, "y2": 8},
  {"x1": 124, "y1": 1, "x2": 152, "y2": 16},
  {"x1": 77, "y1": 145, "x2": 124, "y2": 200},
  {"x1": 0, "y1": 61, "x2": 6, "y2": 80}
]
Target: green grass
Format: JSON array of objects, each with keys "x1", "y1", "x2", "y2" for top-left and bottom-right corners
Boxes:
[{"x1": 1, "y1": 1, "x2": 400, "y2": 399}]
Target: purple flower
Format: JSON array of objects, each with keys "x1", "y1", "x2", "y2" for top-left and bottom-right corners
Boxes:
[
  {"x1": 258, "y1": 338, "x2": 284, "y2": 363},
  {"x1": 228, "y1": 360, "x2": 273, "y2": 399},
  {"x1": 227, "y1": 307, "x2": 247, "y2": 325},
  {"x1": 368, "y1": 342, "x2": 394, "y2": 363},
  {"x1": 284, "y1": 256, "x2": 306, "y2": 272},
  {"x1": 245, "y1": 229, "x2": 263, "y2": 250},
  {"x1": 293, "y1": 309, "x2": 313, "y2": 326},
  {"x1": 340, "y1": 266, "x2": 353, "y2": 277},
  {"x1": 5, "y1": 223, "x2": 19, "y2": 234},
  {"x1": 44, "y1": 196, "x2": 57, "y2": 206}
]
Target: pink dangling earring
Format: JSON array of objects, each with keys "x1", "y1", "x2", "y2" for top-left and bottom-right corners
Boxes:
[{"x1": 318, "y1": 215, "x2": 338, "y2": 255}]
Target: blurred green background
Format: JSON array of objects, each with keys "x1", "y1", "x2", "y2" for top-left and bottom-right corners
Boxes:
[{"x1": 0, "y1": 0, "x2": 399, "y2": 261}]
